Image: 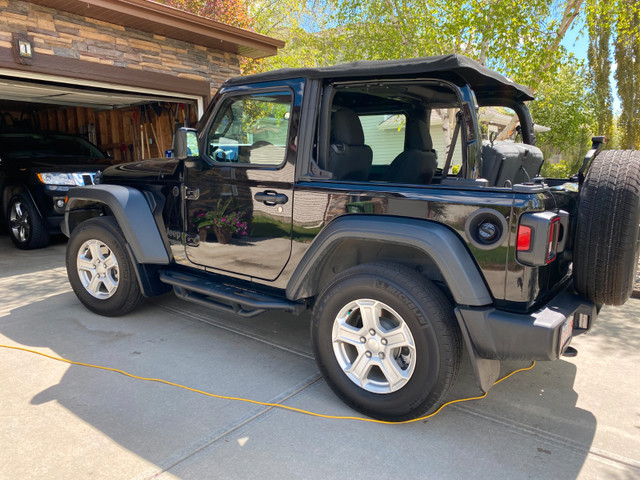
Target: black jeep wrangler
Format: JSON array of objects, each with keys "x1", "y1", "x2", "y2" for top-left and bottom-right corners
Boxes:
[{"x1": 62, "y1": 55, "x2": 640, "y2": 421}]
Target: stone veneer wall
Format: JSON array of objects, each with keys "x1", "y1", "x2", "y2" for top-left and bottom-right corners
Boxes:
[{"x1": 0, "y1": 0, "x2": 241, "y2": 96}]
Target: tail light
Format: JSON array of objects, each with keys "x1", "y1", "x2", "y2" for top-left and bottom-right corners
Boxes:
[
  {"x1": 546, "y1": 217, "x2": 561, "y2": 263},
  {"x1": 516, "y1": 211, "x2": 568, "y2": 266},
  {"x1": 516, "y1": 225, "x2": 532, "y2": 251}
]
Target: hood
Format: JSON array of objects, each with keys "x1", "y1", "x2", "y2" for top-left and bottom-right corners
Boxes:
[
  {"x1": 2, "y1": 156, "x2": 116, "y2": 170},
  {"x1": 102, "y1": 158, "x2": 181, "y2": 182}
]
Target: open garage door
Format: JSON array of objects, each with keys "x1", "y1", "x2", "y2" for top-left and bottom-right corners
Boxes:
[{"x1": 0, "y1": 73, "x2": 202, "y2": 162}]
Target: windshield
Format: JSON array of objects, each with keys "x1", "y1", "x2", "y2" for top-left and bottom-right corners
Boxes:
[{"x1": 0, "y1": 133, "x2": 106, "y2": 160}]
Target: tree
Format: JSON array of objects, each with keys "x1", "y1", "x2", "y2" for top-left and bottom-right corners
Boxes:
[
  {"x1": 613, "y1": 1, "x2": 640, "y2": 149},
  {"x1": 245, "y1": 0, "x2": 339, "y2": 70},
  {"x1": 153, "y1": 0, "x2": 253, "y2": 30},
  {"x1": 529, "y1": 60, "x2": 595, "y2": 168},
  {"x1": 586, "y1": 1, "x2": 614, "y2": 144},
  {"x1": 325, "y1": 0, "x2": 582, "y2": 88},
  {"x1": 585, "y1": 0, "x2": 640, "y2": 150}
]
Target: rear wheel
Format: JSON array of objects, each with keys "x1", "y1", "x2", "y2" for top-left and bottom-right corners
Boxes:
[
  {"x1": 7, "y1": 194, "x2": 50, "y2": 249},
  {"x1": 66, "y1": 217, "x2": 143, "y2": 316},
  {"x1": 311, "y1": 262, "x2": 462, "y2": 422},
  {"x1": 574, "y1": 150, "x2": 640, "y2": 305}
]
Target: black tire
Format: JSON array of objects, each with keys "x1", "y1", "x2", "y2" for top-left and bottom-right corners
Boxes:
[
  {"x1": 66, "y1": 217, "x2": 143, "y2": 317},
  {"x1": 574, "y1": 149, "x2": 640, "y2": 305},
  {"x1": 6, "y1": 193, "x2": 50, "y2": 249},
  {"x1": 311, "y1": 262, "x2": 462, "y2": 422}
]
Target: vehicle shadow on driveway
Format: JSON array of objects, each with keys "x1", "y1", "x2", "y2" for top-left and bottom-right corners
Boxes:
[{"x1": 0, "y1": 290, "x2": 600, "y2": 479}]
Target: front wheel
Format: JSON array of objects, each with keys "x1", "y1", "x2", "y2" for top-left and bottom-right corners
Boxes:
[
  {"x1": 311, "y1": 262, "x2": 462, "y2": 422},
  {"x1": 66, "y1": 217, "x2": 143, "y2": 317},
  {"x1": 7, "y1": 194, "x2": 50, "y2": 249}
]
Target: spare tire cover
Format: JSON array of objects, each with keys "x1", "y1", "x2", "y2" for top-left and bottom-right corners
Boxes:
[{"x1": 574, "y1": 149, "x2": 640, "y2": 305}]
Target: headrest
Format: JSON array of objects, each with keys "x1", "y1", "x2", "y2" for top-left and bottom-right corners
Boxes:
[
  {"x1": 331, "y1": 108, "x2": 365, "y2": 145},
  {"x1": 405, "y1": 118, "x2": 433, "y2": 151}
]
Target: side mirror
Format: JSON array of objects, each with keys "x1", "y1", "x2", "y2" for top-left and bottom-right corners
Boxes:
[{"x1": 174, "y1": 128, "x2": 199, "y2": 160}]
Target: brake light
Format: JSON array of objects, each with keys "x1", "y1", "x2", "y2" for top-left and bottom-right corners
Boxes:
[
  {"x1": 546, "y1": 217, "x2": 561, "y2": 263},
  {"x1": 516, "y1": 225, "x2": 532, "y2": 251},
  {"x1": 516, "y1": 211, "x2": 568, "y2": 266}
]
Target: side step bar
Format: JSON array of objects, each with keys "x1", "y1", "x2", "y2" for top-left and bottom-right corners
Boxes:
[{"x1": 158, "y1": 269, "x2": 306, "y2": 318}]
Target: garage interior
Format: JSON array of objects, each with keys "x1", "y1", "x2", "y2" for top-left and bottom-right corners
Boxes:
[
  {"x1": 0, "y1": 76, "x2": 199, "y2": 162},
  {"x1": 0, "y1": 0, "x2": 285, "y2": 163}
]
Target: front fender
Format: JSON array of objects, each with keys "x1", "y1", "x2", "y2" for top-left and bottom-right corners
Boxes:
[
  {"x1": 286, "y1": 215, "x2": 493, "y2": 307},
  {"x1": 64, "y1": 185, "x2": 169, "y2": 265}
]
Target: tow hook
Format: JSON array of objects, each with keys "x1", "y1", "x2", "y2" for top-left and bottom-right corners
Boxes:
[{"x1": 562, "y1": 346, "x2": 578, "y2": 357}]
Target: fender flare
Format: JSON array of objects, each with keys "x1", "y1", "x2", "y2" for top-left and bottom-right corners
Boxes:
[
  {"x1": 64, "y1": 185, "x2": 169, "y2": 265},
  {"x1": 286, "y1": 215, "x2": 493, "y2": 306}
]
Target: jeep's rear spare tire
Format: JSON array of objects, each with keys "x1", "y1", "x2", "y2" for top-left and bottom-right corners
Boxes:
[{"x1": 574, "y1": 149, "x2": 640, "y2": 305}]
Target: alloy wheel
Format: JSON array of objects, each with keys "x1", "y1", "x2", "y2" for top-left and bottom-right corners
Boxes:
[
  {"x1": 331, "y1": 298, "x2": 417, "y2": 394},
  {"x1": 9, "y1": 200, "x2": 30, "y2": 243},
  {"x1": 76, "y1": 239, "x2": 120, "y2": 299}
]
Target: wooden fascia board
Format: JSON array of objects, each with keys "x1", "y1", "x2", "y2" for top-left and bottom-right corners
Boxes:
[{"x1": 27, "y1": 0, "x2": 285, "y2": 58}]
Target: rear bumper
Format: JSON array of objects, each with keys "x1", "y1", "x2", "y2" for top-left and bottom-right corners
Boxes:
[{"x1": 456, "y1": 287, "x2": 597, "y2": 361}]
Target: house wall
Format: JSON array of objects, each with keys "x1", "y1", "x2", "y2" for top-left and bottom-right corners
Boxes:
[
  {"x1": 0, "y1": 0, "x2": 241, "y2": 97},
  {"x1": 360, "y1": 114, "x2": 463, "y2": 169}
]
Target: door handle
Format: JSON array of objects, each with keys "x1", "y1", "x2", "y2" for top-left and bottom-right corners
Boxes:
[{"x1": 254, "y1": 190, "x2": 288, "y2": 206}]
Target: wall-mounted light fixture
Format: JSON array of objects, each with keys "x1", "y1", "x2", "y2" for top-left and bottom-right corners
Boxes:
[{"x1": 12, "y1": 33, "x2": 34, "y2": 65}]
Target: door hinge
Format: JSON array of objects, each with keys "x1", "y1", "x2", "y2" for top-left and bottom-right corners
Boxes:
[{"x1": 184, "y1": 186, "x2": 200, "y2": 200}]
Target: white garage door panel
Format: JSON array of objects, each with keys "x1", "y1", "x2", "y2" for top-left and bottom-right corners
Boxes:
[{"x1": 0, "y1": 70, "x2": 203, "y2": 116}]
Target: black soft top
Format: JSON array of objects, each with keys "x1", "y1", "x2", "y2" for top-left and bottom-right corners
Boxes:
[{"x1": 224, "y1": 54, "x2": 534, "y2": 102}]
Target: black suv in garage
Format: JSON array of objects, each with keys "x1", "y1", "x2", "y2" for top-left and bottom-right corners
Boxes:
[{"x1": 0, "y1": 131, "x2": 113, "y2": 249}]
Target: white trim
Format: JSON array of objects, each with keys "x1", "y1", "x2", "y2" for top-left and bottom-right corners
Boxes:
[{"x1": 0, "y1": 68, "x2": 204, "y2": 117}]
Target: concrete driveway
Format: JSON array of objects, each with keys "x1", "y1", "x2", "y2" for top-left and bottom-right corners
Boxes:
[{"x1": 1, "y1": 234, "x2": 639, "y2": 480}]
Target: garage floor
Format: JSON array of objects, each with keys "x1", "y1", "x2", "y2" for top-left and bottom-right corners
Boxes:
[{"x1": 1, "y1": 234, "x2": 639, "y2": 480}]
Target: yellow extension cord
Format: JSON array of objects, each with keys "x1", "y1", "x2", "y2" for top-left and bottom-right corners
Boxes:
[{"x1": 0, "y1": 343, "x2": 535, "y2": 425}]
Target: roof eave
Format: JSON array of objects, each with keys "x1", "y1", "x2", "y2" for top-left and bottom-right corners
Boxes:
[{"x1": 28, "y1": 0, "x2": 285, "y2": 58}]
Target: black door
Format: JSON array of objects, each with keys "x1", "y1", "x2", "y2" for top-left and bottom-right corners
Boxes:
[{"x1": 184, "y1": 89, "x2": 296, "y2": 281}]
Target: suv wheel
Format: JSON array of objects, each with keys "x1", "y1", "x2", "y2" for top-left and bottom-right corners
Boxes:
[
  {"x1": 311, "y1": 262, "x2": 462, "y2": 422},
  {"x1": 7, "y1": 194, "x2": 50, "y2": 249},
  {"x1": 66, "y1": 217, "x2": 143, "y2": 317}
]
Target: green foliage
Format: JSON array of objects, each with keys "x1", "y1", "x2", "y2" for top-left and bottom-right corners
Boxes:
[
  {"x1": 614, "y1": 2, "x2": 640, "y2": 149},
  {"x1": 529, "y1": 60, "x2": 595, "y2": 167},
  {"x1": 246, "y1": 0, "x2": 584, "y2": 88},
  {"x1": 586, "y1": 0, "x2": 614, "y2": 142},
  {"x1": 540, "y1": 159, "x2": 578, "y2": 179},
  {"x1": 319, "y1": 0, "x2": 581, "y2": 87},
  {"x1": 246, "y1": 0, "x2": 345, "y2": 71},
  {"x1": 586, "y1": 0, "x2": 640, "y2": 150}
]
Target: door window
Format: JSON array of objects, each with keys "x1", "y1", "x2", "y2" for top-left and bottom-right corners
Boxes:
[{"x1": 206, "y1": 91, "x2": 292, "y2": 167}]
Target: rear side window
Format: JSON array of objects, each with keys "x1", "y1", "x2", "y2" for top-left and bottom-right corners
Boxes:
[{"x1": 206, "y1": 91, "x2": 292, "y2": 167}]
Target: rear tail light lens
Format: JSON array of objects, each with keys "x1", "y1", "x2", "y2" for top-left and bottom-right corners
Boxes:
[{"x1": 516, "y1": 225, "x2": 532, "y2": 251}]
